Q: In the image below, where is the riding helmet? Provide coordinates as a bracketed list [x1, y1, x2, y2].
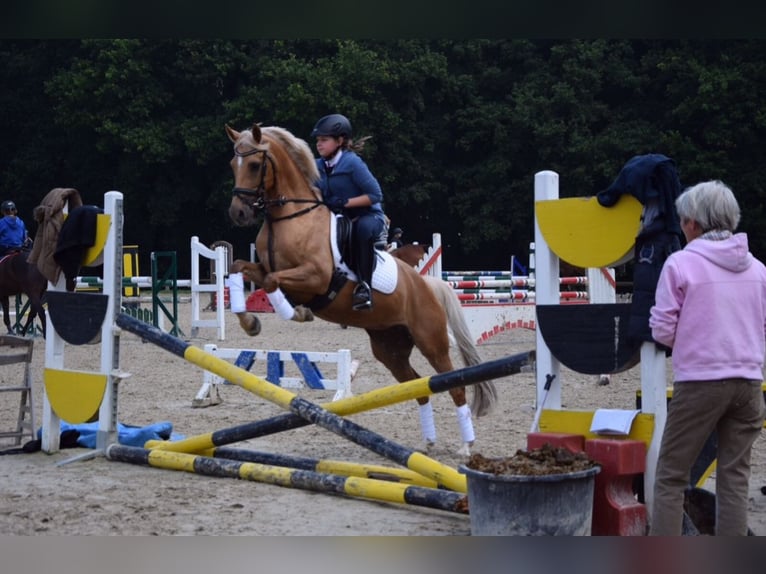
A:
[391, 228, 403, 235]
[1, 200, 16, 213]
[311, 114, 352, 139]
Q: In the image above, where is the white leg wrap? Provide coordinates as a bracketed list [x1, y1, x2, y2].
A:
[418, 402, 437, 443]
[456, 404, 475, 444]
[266, 288, 295, 320]
[227, 273, 247, 313]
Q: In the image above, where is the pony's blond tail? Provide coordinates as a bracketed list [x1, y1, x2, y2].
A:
[422, 275, 498, 417]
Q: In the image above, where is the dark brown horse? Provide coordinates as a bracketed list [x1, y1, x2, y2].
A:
[0, 249, 47, 337]
[225, 123, 497, 455]
[390, 243, 428, 268]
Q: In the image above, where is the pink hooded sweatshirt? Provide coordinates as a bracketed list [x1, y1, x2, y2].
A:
[650, 232, 766, 382]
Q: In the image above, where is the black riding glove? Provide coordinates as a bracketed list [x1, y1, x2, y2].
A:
[326, 197, 347, 214]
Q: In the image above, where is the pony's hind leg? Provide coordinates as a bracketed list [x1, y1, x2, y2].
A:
[409, 311, 476, 457]
[450, 388, 475, 457]
[366, 326, 438, 449]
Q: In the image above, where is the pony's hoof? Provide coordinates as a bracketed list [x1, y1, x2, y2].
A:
[235, 312, 262, 336]
[456, 443, 472, 457]
[598, 374, 611, 386]
[243, 316, 261, 336]
[293, 305, 314, 322]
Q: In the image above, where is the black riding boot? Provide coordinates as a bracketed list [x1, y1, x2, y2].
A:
[352, 236, 375, 311]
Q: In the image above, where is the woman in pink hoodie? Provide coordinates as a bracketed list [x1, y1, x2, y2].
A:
[649, 180, 766, 535]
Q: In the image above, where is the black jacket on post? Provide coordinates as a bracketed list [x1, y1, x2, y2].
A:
[597, 154, 684, 345]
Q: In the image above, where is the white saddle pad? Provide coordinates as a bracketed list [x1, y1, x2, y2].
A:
[330, 215, 398, 294]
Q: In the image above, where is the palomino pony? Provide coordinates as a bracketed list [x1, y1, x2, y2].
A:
[225, 123, 497, 455]
[0, 249, 47, 337]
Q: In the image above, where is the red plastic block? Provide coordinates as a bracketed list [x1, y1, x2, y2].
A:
[527, 432, 585, 454]
[246, 289, 274, 313]
[585, 439, 647, 536]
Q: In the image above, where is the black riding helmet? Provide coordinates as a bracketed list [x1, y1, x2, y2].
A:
[311, 114, 352, 139]
[1, 200, 16, 213]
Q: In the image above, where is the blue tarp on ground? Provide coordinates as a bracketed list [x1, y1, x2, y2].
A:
[37, 421, 185, 448]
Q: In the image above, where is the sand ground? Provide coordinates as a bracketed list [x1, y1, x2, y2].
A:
[1, 301, 764, 535]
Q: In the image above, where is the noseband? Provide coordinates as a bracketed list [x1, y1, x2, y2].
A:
[231, 145, 323, 223]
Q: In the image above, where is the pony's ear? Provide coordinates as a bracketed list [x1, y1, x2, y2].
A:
[251, 123, 262, 143]
[225, 124, 240, 143]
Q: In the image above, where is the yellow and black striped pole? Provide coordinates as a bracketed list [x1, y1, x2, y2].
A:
[106, 444, 467, 514]
[143, 344, 533, 458]
[117, 314, 535, 492]
[208, 447, 439, 488]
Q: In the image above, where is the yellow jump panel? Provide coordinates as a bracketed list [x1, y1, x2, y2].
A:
[535, 195, 643, 268]
[82, 213, 111, 267]
[44, 368, 107, 423]
[538, 409, 655, 447]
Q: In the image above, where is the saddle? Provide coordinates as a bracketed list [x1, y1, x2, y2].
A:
[292, 215, 394, 312]
[333, 215, 389, 267]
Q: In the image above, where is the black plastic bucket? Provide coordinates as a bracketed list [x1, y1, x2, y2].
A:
[459, 464, 600, 536]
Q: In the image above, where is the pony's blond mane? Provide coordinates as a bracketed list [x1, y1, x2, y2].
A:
[248, 126, 320, 185]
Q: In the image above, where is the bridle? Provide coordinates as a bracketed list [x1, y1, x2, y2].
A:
[231, 145, 324, 224]
[231, 141, 326, 272]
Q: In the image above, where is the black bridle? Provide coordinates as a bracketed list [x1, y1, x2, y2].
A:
[231, 146, 324, 224]
[231, 143, 326, 272]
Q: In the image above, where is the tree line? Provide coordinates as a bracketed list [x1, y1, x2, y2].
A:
[1, 39, 765, 275]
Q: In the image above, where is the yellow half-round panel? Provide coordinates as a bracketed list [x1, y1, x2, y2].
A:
[535, 195, 643, 268]
[44, 368, 107, 423]
[82, 213, 111, 267]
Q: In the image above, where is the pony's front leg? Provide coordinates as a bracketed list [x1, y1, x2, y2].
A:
[232, 264, 313, 324]
[228, 261, 264, 336]
[260, 278, 314, 323]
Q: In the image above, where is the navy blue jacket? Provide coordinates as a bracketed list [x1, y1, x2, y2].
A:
[315, 150, 385, 222]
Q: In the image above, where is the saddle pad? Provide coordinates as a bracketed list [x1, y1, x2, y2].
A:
[330, 215, 398, 294]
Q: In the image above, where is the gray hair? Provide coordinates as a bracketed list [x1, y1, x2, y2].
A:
[675, 180, 741, 232]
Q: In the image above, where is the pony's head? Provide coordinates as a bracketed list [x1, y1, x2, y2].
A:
[226, 123, 320, 227]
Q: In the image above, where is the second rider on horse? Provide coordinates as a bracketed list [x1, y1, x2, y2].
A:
[311, 113, 387, 311]
[0, 200, 30, 257]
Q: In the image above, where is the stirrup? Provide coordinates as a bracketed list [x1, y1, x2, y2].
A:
[352, 298, 372, 311]
[352, 283, 373, 311]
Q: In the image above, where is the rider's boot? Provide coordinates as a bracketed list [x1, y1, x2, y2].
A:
[352, 234, 375, 311]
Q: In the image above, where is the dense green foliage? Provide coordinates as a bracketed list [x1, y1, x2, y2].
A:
[2, 39, 765, 275]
